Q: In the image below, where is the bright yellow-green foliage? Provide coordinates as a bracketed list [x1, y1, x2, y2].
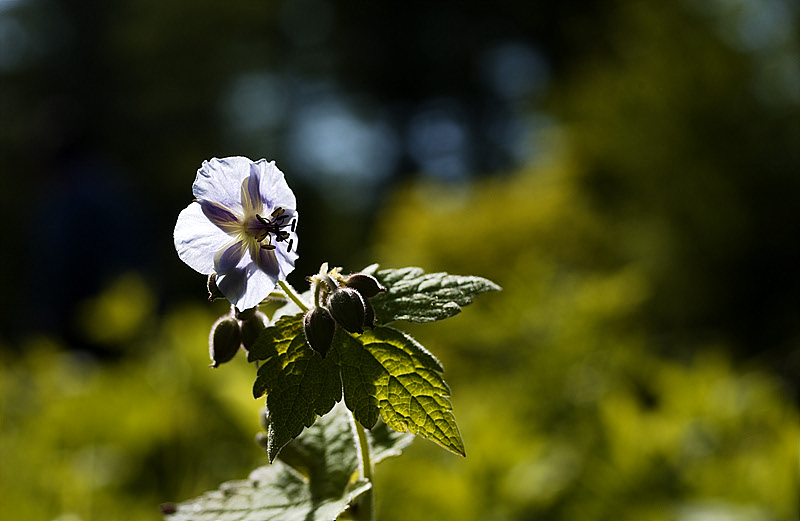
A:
[370, 162, 800, 520]
[0, 278, 264, 521]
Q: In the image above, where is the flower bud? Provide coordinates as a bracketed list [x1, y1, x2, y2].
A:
[303, 306, 336, 358]
[240, 311, 268, 351]
[327, 287, 367, 334]
[363, 299, 376, 329]
[209, 316, 241, 367]
[345, 273, 386, 299]
[235, 307, 257, 321]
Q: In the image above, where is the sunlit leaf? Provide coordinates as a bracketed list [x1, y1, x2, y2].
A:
[242, 269, 483, 460]
[363, 265, 501, 324]
[369, 416, 416, 464]
[338, 326, 465, 456]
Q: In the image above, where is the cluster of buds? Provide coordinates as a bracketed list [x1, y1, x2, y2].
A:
[208, 290, 269, 367]
[303, 264, 386, 358]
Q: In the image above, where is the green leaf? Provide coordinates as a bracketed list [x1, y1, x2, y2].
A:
[337, 325, 465, 456]
[249, 314, 342, 461]
[241, 268, 485, 460]
[164, 402, 370, 521]
[275, 401, 414, 495]
[275, 402, 361, 502]
[363, 265, 501, 324]
[368, 417, 415, 464]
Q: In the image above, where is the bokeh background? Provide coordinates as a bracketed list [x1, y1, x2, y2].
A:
[1, 0, 800, 519]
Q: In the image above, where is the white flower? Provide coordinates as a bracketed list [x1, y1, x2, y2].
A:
[174, 157, 299, 310]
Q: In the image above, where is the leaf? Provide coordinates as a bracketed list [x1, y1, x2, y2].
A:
[163, 402, 370, 521]
[249, 314, 342, 461]
[276, 401, 414, 493]
[364, 265, 501, 324]
[368, 417, 415, 464]
[240, 267, 486, 460]
[337, 325, 465, 456]
[275, 402, 359, 501]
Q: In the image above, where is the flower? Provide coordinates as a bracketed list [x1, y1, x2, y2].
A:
[174, 157, 299, 310]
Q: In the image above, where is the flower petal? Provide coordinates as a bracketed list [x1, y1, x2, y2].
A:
[274, 210, 299, 276]
[253, 160, 297, 210]
[216, 264, 277, 310]
[174, 202, 233, 274]
[276, 242, 299, 277]
[241, 168, 264, 216]
[215, 240, 248, 272]
[192, 157, 254, 212]
[200, 200, 241, 233]
[239, 265, 280, 309]
[250, 242, 281, 276]
[215, 267, 248, 307]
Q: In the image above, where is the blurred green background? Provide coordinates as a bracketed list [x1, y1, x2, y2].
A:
[1, 0, 799, 519]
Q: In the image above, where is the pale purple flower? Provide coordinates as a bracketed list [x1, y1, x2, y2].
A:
[174, 157, 299, 310]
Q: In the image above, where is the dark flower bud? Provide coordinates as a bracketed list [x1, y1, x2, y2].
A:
[327, 287, 367, 334]
[207, 273, 226, 301]
[209, 316, 241, 367]
[363, 299, 376, 329]
[303, 306, 336, 358]
[345, 273, 386, 299]
[235, 307, 257, 321]
[240, 311, 268, 351]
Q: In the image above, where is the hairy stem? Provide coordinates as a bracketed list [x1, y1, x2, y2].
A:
[277, 280, 309, 313]
[353, 417, 375, 521]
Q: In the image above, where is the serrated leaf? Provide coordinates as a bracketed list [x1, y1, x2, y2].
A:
[369, 417, 415, 464]
[337, 325, 465, 456]
[276, 402, 358, 501]
[365, 266, 501, 324]
[249, 314, 342, 461]
[164, 465, 368, 521]
[247, 313, 298, 364]
[276, 401, 414, 495]
[164, 402, 370, 521]
[278, 405, 413, 483]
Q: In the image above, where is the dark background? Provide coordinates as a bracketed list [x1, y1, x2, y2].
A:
[3, 0, 799, 372]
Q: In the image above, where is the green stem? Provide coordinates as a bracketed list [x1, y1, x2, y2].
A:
[353, 418, 375, 521]
[277, 280, 309, 313]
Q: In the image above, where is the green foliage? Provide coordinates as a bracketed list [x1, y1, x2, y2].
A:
[248, 267, 496, 460]
[363, 265, 501, 324]
[249, 314, 342, 462]
[0, 301, 264, 521]
[337, 326, 465, 456]
[164, 402, 412, 521]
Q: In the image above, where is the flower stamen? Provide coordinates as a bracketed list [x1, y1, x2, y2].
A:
[255, 207, 295, 251]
